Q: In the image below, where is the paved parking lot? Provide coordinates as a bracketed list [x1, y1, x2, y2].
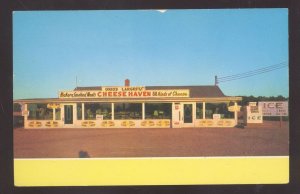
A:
[14, 121, 288, 158]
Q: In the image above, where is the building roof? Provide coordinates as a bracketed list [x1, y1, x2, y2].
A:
[74, 85, 226, 98]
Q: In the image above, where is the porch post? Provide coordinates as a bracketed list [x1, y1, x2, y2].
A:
[234, 102, 238, 125]
[111, 103, 114, 120]
[82, 103, 85, 120]
[142, 102, 145, 120]
[203, 102, 206, 119]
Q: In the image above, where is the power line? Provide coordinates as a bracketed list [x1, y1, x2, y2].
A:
[218, 62, 287, 81]
[216, 62, 288, 84]
[218, 65, 286, 82]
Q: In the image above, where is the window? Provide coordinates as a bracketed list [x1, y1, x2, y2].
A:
[13, 103, 22, 112]
[114, 103, 142, 120]
[196, 103, 203, 119]
[77, 103, 82, 120]
[84, 103, 112, 120]
[55, 108, 61, 120]
[205, 103, 234, 119]
[28, 103, 53, 120]
[145, 103, 172, 119]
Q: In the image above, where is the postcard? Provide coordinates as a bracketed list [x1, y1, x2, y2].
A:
[12, 9, 289, 186]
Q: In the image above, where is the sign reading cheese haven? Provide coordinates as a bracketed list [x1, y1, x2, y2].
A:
[59, 88, 189, 98]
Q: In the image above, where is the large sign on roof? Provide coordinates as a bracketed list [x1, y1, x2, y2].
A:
[258, 101, 288, 116]
[59, 87, 190, 98]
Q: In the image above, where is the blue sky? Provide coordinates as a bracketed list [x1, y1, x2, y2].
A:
[13, 9, 288, 99]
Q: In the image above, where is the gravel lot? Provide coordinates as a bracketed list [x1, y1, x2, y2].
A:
[14, 121, 288, 158]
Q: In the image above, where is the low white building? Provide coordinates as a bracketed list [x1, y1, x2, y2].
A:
[14, 80, 242, 129]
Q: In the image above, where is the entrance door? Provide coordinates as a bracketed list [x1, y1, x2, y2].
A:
[182, 103, 194, 127]
[64, 105, 73, 124]
[184, 104, 193, 123]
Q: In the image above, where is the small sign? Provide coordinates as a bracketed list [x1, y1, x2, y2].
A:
[96, 114, 104, 120]
[213, 114, 221, 119]
[228, 105, 241, 112]
[22, 110, 29, 116]
[246, 105, 263, 124]
[249, 102, 257, 107]
[47, 103, 60, 109]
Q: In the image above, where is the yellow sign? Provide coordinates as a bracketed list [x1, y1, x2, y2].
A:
[228, 105, 241, 112]
[59, 89, 189, 99]
[47, 103, 60, 109]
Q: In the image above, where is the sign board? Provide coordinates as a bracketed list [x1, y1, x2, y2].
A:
[228, 105, 241, 112]
[249, 102, 257, 107]
[213, 114, 221, 119]
[22, 110, 29, 116]
[59, 88, 189, 99]
[96, 115, 104, 120]
[47, 103, 60, 109]
[246, 105, 263, 123]
[258, 101, 288, 116]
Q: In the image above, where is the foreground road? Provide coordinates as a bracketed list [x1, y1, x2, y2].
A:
[14, 121, 288, 158]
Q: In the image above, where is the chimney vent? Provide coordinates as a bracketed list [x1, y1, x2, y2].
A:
[125, 79, 130, 87]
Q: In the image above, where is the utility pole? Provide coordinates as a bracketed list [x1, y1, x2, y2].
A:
[215, 75, 218, 86]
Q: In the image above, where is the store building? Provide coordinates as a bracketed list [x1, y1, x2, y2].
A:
[14, 80, 242, 129]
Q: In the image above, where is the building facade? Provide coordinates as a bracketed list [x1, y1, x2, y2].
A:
[14, 82, 242, 129]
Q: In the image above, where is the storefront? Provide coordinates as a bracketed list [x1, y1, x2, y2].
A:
[14, 82, 242, 129]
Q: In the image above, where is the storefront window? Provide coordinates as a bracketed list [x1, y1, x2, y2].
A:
[84, 103, 112, 120]
[77, 103, 82, 120]
[114, 103, 142, 120]
[205, 103, 234, 119]
[28, 103, 53, 120]
[196, 103, 203, 119]
[55, 108, 61, 120]
[13, 103, 22, 112]
[145, 103, 172, 119]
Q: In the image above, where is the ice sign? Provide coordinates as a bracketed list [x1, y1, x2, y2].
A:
[258, 101, 288, 116]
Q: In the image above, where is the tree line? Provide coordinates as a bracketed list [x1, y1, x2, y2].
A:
[239, 95, 289, 121]
[239, 95, 288, 106]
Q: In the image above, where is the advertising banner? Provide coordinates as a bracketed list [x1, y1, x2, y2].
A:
[59, 87, 190, 98]
[258, 101, 288, 116]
